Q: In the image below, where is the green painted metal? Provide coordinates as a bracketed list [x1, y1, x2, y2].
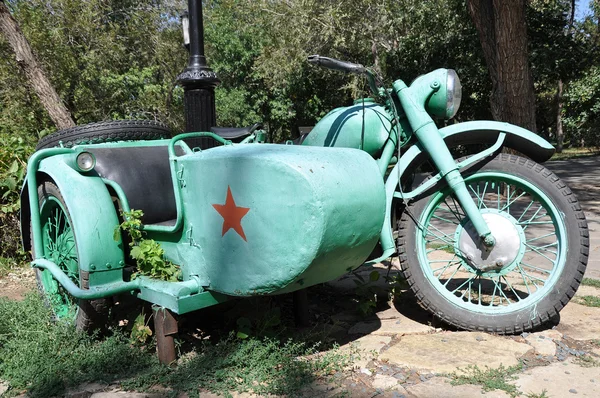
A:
[393, 75, 494, 246]
[22, 62, 567, 319]
[174, 143, 385, 295]
[136, 276, 225, 314]
[27, 149, 126, 287]
[302, 102, 398, 157]
[33, 259, 139, 299]
[37, 195, 79, 319]
[439, 121, 555, 152]
[416, 171, 566, 314]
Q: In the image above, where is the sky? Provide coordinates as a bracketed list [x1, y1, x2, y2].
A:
[576, 0, 595, 21]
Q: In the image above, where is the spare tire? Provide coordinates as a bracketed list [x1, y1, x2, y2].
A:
[36, 120, 172, 150]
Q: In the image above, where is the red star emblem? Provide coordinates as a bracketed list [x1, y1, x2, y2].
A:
[212, 186, 250, 241]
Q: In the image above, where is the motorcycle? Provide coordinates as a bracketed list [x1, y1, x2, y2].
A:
[302, 55, 589, 333]
[20, 55, 587, 336]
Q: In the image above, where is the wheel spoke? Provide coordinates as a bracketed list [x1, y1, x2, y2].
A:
[501, 276, 523, 301]
[500, 191, 527, 212]
[431, 214, 459, 225]
[469, 184, 488, 209]
[524, 243, 557, 263]
[526, 232, 556, 243]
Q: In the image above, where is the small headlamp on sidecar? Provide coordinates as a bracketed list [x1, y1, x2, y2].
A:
[410, 69, 462, 120]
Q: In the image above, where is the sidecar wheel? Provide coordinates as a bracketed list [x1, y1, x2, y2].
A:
[34, 181, 110, 332]
[36, 120, 171, 150]
[398, 154, 588, 334]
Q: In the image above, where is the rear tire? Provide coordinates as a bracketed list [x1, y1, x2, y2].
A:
[36, 120, 171, 150]
[398, 154, 588, 333]
[34, 181, 110, 332]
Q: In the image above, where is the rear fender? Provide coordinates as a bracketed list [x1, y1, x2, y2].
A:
[23, 153, 126, 286]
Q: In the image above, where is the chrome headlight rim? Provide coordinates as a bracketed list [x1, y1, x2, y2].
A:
[446, 69, 462, 119]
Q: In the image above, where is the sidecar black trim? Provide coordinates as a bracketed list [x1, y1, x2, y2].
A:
[210, 123, 263, 140]
[89, 146, 184, 225]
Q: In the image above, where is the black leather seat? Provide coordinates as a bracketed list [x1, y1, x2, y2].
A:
[188, 123, 263, 150]
[89, 146, 183, 225]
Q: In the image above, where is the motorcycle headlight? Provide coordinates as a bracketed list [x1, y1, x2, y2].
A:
[445, 69, 462, 119]
[421, 69, 462, 120]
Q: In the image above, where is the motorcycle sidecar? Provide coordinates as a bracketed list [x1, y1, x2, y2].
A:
[22, 133, 386, 315]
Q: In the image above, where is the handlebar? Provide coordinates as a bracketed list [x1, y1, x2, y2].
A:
[307, 55, 366, 75]
[308, 54, 381, 98]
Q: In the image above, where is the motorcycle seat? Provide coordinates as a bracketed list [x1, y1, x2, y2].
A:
[210, 123, 263, 140]
[89, 145, 184, 226]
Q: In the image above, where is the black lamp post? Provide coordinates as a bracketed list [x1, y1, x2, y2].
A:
[178, 0, 219, 149]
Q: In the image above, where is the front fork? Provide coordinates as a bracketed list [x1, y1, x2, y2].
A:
[414, 124, 496, 247]
[393, 80, 495, 248]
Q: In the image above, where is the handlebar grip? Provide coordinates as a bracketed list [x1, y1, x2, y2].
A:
[307, 55, 366, 75]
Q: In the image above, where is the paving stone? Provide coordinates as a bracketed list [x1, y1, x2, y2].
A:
[405, 376, 510, 398]
[375, 307, 402, 320]
[348, 318, 434, 336]
[525, 332, 558, 356]
[65, 382, 110, 398]
[556, 302, 600, 340]
[341, 334, 392, 368]
[371, 374, 399, 390]
[574, 285, 600, 297]
[515, 359, 600, 397]
[380, 332, 531, 373]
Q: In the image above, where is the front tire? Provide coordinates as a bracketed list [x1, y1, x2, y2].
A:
[398, 154, 588, 333]
[34, 181, 109, 332]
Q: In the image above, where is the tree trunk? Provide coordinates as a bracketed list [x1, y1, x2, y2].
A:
[0, 2, 75, 130]
[467, 0, 537, 132]
[555, 79, 564, 153]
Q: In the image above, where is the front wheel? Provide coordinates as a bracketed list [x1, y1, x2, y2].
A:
[398, 154, 588, 333]
[34, 181, 110, 332]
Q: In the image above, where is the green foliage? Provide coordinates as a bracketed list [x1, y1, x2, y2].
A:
[116, 209, 180, 282]
[0, 133, 34, 259]
[574, 354, 600, 367]
[130, 311, 153, 346]
[525, 390, 549, 398]
[0, 134, 34, 213]
[131, 239, 180, 282]
[576, 295, 600, 307]
[115, 209, 144, 244]
[122, 336, 351, 396]
[0, 294, 157, 398]
[450, 364, 523, 397]
[351, 269, 408, 316]
[0, 294, 349, 397]
[235, 307, 283, 340]
[581, 278, 600, 289]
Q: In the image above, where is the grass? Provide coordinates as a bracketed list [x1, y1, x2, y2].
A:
[574, 355, 600, 368]
[581, 278, 600, 289]
[525, 390, 549, 398]
[550, 147, 600, 161]
[449, 364, 523, 397]
[575, 295, 600, 307]
[0, 294, 351, 397]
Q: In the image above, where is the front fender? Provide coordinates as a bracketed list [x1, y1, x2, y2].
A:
[23, 151, 126, 286]
[439, 121, 555, 162]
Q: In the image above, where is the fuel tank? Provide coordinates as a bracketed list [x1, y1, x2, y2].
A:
[302, 99, 395, 157]
[174, 144, 385, 296]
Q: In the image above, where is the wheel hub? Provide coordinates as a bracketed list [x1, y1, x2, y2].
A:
[455, 210, 525, 276]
